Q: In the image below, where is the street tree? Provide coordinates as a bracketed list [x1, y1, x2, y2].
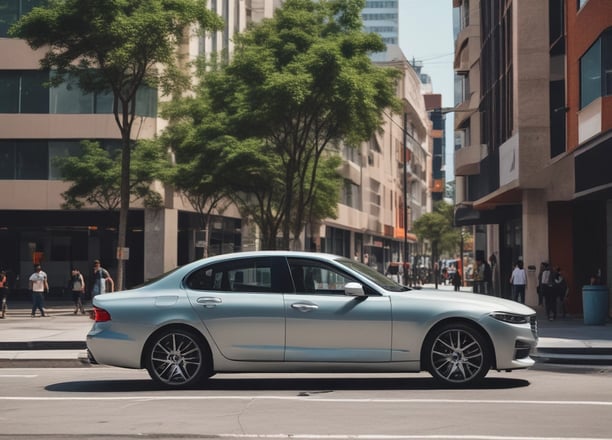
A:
[199, 0, 401, 249]
[56, 140, 166, 211]
[10, 0, 222, 289]
[413, 201, 461, 287]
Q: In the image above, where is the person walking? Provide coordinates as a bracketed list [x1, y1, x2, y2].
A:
[554, 267, 569, 318]
[509, 260, 527, 304]
[540, 263, 556, 320]
[29, 264, 48, 317]
[0, 270, 8, 319]
[91, 260, 114, 299]
[452, 267, 462, 292]
[69, 267, 86, 314]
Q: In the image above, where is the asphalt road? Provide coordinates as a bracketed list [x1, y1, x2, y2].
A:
[1, 366, 612, 439]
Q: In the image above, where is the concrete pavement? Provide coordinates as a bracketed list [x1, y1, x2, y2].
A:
[0, 286, 611, 368]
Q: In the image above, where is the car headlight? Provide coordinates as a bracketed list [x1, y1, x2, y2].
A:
[489, 312, 529, 324]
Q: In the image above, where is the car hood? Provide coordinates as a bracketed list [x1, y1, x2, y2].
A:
[396, 289, 536, 315]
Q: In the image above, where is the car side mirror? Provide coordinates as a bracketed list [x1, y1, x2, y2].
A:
[344, 282, 366, 297]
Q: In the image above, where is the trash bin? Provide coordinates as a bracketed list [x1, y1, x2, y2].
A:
[582, 285, 609, 325]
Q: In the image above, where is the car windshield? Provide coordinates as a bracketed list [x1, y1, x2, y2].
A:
[335, 257, 410, 292]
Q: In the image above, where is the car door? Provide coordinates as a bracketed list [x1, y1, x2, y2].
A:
[284, 258, 392, 362]
[185, 256, 287, 361]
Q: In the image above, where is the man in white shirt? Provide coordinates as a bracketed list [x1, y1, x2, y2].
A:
[510, 260, 527, 303]
[29, 264, 48, 317]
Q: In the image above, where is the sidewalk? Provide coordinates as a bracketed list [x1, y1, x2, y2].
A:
[1, 289, 611, 368]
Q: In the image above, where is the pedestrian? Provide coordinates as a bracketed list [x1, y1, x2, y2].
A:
[452, 268, 462, 292]
[0, 270, 8, 319]
[475, 256, 492, 295]
[554, 267, 569, 318]
[69, 267, 86, 315]
[540, 263, 556, 320]
[536, 262, 546, 306]
[91, 259, 114, 298]
[29, 264, 48, 317]
[509, 260, 527, 303]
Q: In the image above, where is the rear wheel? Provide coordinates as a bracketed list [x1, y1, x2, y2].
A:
[145, 328, 210, 388]
[424, 323, 490, 386]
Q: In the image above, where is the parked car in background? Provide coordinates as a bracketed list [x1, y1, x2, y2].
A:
[87, 251, 538, 389]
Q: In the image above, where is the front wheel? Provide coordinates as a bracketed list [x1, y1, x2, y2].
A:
[144, 328, 210, 388]
[424, 323, 490, 386]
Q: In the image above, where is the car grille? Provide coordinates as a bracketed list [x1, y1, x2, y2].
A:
[530, 315, 538, 338]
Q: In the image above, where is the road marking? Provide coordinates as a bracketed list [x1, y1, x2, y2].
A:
[210, 436, 611, 440]
[0, 396, 611, 406]
[0, 374, 37, 378]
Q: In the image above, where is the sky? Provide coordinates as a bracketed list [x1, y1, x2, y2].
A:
[397, 0, 456, 181]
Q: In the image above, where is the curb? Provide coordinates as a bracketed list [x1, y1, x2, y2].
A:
[0, 341, 86, 350]
[534, 347, 612, 365]
[0, 350, 91, 368]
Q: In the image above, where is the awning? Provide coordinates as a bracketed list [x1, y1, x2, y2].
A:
[454, 204, 520, 227]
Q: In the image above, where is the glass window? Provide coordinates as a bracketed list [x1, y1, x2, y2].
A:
[48, 140, 81, 179]
[604, 32, 612, 97]
[0, 0, 20, 37]
[94, 90, 114, 114]
[50, 74, 93, 114]
[20, 70, 49, 113]
[0, 0, 45, 37]
[0, 141, 16, 179]
[135, 86, 158, 117]
[580, 39, 601, 108]
[0, 71, 19, 113]
[16, 140, 48, 179]
[186, 258, 281, 293]
[288, 259, 357, 295]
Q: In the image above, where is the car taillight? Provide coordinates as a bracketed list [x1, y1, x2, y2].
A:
[92, 307, 111, 322]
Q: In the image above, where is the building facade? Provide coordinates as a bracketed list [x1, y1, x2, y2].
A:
[319, 45, 432, 274]
[452, 0, 611, 313]
[0, 0, 433, 293]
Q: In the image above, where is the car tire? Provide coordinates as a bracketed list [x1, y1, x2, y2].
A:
[144, 327, 211, 388]
[424, 322, 490, 386]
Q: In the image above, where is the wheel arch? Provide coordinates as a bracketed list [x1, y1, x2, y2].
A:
[419, 317, 497, 371]
[140, 323, 214, 373]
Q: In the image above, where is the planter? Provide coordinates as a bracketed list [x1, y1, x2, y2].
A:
[582, 285, 609, 325]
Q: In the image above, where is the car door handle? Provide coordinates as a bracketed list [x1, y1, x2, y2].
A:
[197, 297, 222, 308]
[291, 303, 319, 312]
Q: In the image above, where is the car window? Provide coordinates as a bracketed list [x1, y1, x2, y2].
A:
[287, 259, 357, 295]
[185, 257, 284, 293]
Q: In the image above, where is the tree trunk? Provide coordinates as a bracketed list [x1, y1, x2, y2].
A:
[116, 128, 131, 291]
[114, 97, 134, 291]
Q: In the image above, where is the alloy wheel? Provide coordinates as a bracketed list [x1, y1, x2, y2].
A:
[428, 325, 488, 385]
[147, 329, 204, 387]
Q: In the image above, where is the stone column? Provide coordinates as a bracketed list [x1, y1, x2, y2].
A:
[144, 208, 178, 281]
[522, 190, 549, 307]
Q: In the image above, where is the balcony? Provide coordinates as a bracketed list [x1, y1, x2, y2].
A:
[454, 23, 479, 73]
[454, 143, 485, 176]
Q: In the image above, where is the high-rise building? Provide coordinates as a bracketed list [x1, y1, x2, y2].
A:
[362, 0, 398, 45]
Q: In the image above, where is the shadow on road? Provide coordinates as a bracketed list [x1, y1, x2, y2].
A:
[46, 376, 530, 393]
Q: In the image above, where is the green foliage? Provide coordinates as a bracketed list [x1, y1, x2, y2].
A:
[413, 201, 461, 258]
[55, 140, 167, 210]
[175, 0, 401, 249]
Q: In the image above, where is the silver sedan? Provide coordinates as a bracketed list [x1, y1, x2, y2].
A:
[87, 251, 538, 388]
